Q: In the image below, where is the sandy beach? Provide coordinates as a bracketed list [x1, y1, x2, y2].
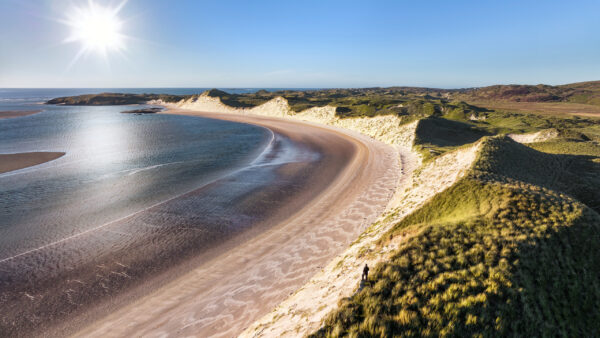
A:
[0, 152, 65, 174]
[75, 108, 400, 337]
[0, 110, 41, 119]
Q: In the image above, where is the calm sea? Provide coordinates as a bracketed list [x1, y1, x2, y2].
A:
[0, 88, 319, 335]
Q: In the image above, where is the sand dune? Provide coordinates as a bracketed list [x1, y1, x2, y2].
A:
[242, 142, 480, 337]
[76, 109, 401, 337]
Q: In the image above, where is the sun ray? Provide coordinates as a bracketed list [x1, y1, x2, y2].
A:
[61, 0, 129, 67]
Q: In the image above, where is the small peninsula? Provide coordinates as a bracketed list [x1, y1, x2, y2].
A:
[46, 93, 184, 105]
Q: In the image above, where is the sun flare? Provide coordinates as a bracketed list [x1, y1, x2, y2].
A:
[64, 1, 127, 61]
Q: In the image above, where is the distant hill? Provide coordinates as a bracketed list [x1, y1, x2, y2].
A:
[457, 81, 600, 105]
[46, 93, 185, 105]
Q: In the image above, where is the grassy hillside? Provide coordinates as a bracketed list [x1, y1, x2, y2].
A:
[46, 93, 185, 105]
[231, 81, 598, 117]
[200, 82, 600, 118]
[311, 137, 600, 336]
[198, 87, 599, 164]
[454, 81, 600, 117]
[456, 81, 600, 106]
[202, 87, 451, 118]
[412, 117, 491, 160]
[406, 106, 597, 161]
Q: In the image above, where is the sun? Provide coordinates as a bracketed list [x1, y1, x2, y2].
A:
[63, 1, 127, 61]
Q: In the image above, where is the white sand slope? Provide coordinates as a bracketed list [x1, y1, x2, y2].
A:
[508, 128, 559, 144]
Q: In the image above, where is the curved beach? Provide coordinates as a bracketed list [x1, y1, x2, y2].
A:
[76, 109, 401, 337]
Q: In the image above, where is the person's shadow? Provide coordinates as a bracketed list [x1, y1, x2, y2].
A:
[358, 278, 373, 291]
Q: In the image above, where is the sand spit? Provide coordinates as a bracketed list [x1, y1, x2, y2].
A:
[0, 152, 65, 174]
[76, 110, 401, 337]
[0, 110, 41, 119]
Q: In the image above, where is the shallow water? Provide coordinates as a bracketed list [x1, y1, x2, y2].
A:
[0, 90, 320, 336]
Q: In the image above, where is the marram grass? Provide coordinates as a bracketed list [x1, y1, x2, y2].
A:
[311, 137, 600, 337]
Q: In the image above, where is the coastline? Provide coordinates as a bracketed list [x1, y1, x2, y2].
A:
[0, 152, 65, 174]
[76, 108, 401, 337]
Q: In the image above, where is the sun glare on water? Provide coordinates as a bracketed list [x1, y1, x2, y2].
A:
[63, 0, 128, 63]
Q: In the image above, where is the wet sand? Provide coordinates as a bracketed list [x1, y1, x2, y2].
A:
[0, 152, 65, 174]
[76, 109, 400, 337]
[0, 110, 41, 119]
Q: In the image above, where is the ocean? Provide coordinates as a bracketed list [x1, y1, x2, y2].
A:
[0, 88, 319, 335]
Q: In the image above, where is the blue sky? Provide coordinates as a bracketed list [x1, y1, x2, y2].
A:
[1, 0, 599, 88]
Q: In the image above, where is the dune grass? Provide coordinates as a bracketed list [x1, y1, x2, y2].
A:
[311, 137, 600, 337]
[412, 117, 492, 160]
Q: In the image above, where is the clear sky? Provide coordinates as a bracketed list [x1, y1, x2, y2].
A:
[1, 0, 599, 88]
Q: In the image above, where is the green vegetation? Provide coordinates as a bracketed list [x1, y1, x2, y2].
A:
[48, 86, 600, 166]
[198, 87, 599, 158]
[413, 117, 491, 160]
[526, 126, 600, 157]
[45, 84, 600, 336]
[455, 81, 600, 106]
[46, 92, 186, 105]
[475, 111, 597, 134]
[203, 87, 448, 118]
[47, 86, 600, 172]
[199, 81, 600, 119]
[312, 137, 600, 337]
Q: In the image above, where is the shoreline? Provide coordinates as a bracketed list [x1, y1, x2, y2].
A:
[0, 152, 65, 174]
[76, 108, 401, 337]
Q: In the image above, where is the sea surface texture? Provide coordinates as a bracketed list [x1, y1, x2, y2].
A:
[0, 89, 318, 335]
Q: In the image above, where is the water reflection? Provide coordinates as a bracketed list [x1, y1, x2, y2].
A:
[0, 105, 325, 336]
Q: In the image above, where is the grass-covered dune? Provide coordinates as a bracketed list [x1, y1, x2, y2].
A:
[198, 87, 480, 120]
[311, 136, 600, 337]
[192, 81, 600, 119]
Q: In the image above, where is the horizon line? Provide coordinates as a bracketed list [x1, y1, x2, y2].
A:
[2, 79, 599, 91]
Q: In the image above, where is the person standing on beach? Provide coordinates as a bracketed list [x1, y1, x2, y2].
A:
[362, 264, 369, 280]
